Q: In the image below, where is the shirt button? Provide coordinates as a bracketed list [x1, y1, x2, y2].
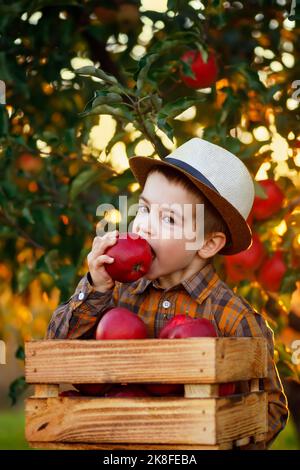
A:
[78, 292, 85, 301]
[162, 300, 171, 309]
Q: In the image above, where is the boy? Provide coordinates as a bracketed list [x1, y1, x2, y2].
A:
[46, 137, 288, 449]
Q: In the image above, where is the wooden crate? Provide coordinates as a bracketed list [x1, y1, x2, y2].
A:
[25, 337, 268, 450]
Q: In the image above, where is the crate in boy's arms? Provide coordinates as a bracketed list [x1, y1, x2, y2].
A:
[25, 337, 268, 450]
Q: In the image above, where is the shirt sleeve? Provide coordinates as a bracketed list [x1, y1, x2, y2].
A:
[231, 311, 289, 448]
[45, 272, 121, 339]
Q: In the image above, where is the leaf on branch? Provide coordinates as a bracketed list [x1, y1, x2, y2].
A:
[74, 66, 118, 85]
[79, 104, 133, 121]
[157, 117, 174, 142]
[253, 180, 268, 199]
[70, 168, 102, 201]
[92, 91, 123, 107]
[135, 53, 159, 93]
[158, 96, 204, 120]
[15, 346, 25, 361]
[9, 376, 28, 406]
[17, 265, 34, 293]
[180, 59, 196, 79]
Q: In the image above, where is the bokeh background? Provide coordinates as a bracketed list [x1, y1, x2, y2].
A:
[0, 0, 300, 449]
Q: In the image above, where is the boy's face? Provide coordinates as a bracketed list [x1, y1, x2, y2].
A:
[132, 171, 207, 288]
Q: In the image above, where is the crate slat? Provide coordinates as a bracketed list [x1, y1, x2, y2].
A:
[25, 392, 267, 446]
[28, 442, 231, 450]
[25, 338, 267, 384]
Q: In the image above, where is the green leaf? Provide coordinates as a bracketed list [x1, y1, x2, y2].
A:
[9, 376, 28, 406]
[136, 53, 159, 93]
[22, 207, 35, 224]
[253, 180, 268, 199]
[281, 270, 299, 294]
[150, 94, 163, 112]
[92, 92, 123, 107]
[159, 97, 204, 120]
[69, 168, 102, 201]
[15, 346, 25, 361]
[196, 43, 208, 63]
[79, 104, 133, 121]
[75, 66, 118, 85]
[157, 117, 174, 141]
[17, 265, 34, 293]
[224, 136, 241, 154]
[180, 59, 196, 79]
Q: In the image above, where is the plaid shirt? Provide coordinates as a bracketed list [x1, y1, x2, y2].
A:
[46, 262, 289, 448]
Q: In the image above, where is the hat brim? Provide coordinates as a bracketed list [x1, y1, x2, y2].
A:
[128, 156, 252, 255]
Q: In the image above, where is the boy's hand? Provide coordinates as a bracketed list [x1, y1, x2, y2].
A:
[87, 230, 118, 293]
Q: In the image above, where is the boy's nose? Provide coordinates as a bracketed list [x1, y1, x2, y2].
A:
[135, 219, 153, 239]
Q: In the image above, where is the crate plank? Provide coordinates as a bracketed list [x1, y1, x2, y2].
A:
[216, 393, 267, 446]
[25, 393, 266, 446]
[28, 442, 230, 450]
[25, 338, 267, 384]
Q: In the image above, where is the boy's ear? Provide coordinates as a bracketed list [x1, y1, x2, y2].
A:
[197, 232, 227, 259]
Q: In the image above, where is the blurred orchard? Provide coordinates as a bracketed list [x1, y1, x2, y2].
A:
[0, 0, 300, 448]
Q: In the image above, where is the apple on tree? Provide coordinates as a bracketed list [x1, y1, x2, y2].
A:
[180, 50, 218, 89]
[252, 179, 284, 220]
[224, 232, 265, 282]
[257, 250, 287, 292]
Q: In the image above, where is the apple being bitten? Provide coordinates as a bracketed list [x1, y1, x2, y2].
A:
[104, 232, 153, 283]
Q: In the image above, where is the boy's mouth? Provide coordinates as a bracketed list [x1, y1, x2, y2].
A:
[150, 247, 156, 260]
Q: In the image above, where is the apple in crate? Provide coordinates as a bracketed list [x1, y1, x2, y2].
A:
[73, 308, 148, 395]
[156, 315, 236, 397]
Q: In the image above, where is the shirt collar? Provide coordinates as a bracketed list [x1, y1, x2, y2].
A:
[130, 262, 219, 305]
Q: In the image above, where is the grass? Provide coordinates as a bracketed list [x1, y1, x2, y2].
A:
[0, 408, 30, 450]
[0, 408, 299, 450]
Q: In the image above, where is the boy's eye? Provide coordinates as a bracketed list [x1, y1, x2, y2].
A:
[137, 204, 148, 213]
[163, 215, 175, 225]
[137, 204, 175, 225]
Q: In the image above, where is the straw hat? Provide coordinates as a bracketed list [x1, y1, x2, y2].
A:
[128, 137, 255, 255]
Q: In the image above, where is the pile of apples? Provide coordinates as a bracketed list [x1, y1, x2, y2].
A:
[60, 308, 235, 398]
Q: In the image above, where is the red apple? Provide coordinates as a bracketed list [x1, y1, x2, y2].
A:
[73, 383, 112, 396]
[158, 314, 193, 339]
[95, 307, 148, 340]
[257, 250, 287, 292]
[252, 180, 284, 220]
[105, 384, 150, 397]
[17, 153, 43, 173]
[180, 50, 218, 89]
[59, 390, 81, 397]
[224, 232, 265, 282]
[163, 318, 218, 339]
[144, 383, 184, 396]
[105, 232, 153, 283]
[219, 383, 236, 397]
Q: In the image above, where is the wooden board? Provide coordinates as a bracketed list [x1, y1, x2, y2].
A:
[25, 338, 268, 384]
[25, 392, 267, 447]
[28, 442, 228, 450]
